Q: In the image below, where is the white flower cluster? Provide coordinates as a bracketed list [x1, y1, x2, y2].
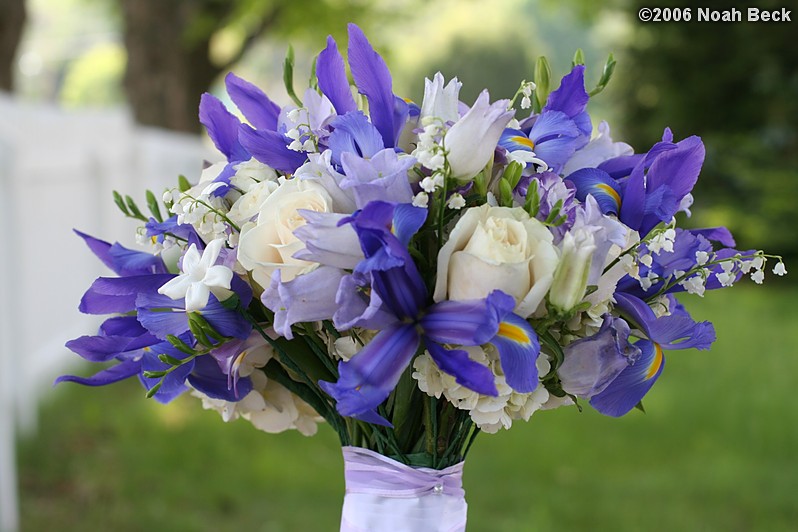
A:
[192, 341, 321, 436]
[412, 345, 553, 433]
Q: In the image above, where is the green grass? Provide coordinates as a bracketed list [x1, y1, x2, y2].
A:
[18, 284, 798, 531]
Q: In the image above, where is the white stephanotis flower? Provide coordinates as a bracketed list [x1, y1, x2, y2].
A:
[158, 238, 233, 311]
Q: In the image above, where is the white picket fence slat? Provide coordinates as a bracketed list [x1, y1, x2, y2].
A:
[0, 94, 215, 532]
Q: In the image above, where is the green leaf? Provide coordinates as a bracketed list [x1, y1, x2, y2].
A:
[534, 56, 552, 113]
[524, 179, 540, 217]
[145, 190, 163, 223]
[142, 370, 168, 379]
[188, 312, 226, 344]
[499, 178, 513, 207]
[166, 335, 195, 355]
[273, 335, 334, 383]
[309, 55, 319, 90]
[178, 175, 192, 192]
[219, 294, 240, 311]
[634, 401, 646, 414]
[283, 45, 303, 107]
[145, 381, 163, 398]
[391, 364, 424, 451]
[112, 190, 130, 216]
[124, 195, 147, 221]
[388, 452, 434, 468]
[539, 330, 565, 370]
[157, 353, 184, 366]
[544, 199, 564, 224]
[187, 314, 213, 348]
[589, 53, 617, 97]
[262, 361, 338, 428]
[503, 161, 524, 190]
[572, 48, 586, 67]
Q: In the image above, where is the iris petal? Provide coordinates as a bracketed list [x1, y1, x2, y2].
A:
[225, 72, 281, 131]
[347, 23, 404, 147]
[199, 93, 249, 162]
[425, 340, 498, 396]
[55, 358, 141, 387]
[566, 167, 622, 215]
[590, 340, 664, 417]
[317, 35, 357, 115]
[490, 313, 541, 393]
[238, 123, 306, 174]
[319, 323, 420, 425]
[422, 291, 514, 347]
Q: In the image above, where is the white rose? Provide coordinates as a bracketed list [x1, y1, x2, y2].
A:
[227, 180, 279, 225]
[237, 178, 333, 287]
[230, 158, 278, 192]
[433, 205, 559, 318]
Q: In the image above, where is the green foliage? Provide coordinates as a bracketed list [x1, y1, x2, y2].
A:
[533, 56, 552, 113]
[283, 44, 303, 107]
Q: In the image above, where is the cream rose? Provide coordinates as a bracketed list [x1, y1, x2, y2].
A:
[433, 205, 559, 318]
[237, 178, 333, 287]
[227, 180, 279, 226]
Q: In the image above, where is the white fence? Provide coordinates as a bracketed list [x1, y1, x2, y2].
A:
[0, 94, 214, 532]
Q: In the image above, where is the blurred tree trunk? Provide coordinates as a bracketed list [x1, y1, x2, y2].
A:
[0, 0, 26, 92]
[119, 0, 276, 134]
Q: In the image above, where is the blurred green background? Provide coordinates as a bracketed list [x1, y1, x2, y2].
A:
[5, 0, 797, 530]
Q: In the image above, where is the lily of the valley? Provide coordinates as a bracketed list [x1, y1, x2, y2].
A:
[159, 238, 233, 311]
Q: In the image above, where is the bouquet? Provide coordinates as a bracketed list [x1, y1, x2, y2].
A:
[60, 23, 785, 531]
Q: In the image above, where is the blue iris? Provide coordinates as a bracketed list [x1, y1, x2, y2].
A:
[319, 201, 542, 426]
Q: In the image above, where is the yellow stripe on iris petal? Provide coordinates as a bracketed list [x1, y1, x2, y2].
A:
[596, 183, 622, 208]
[511, 136, 535, 150]
[498, 321, 530, 344]
[646, 343, 664, 380]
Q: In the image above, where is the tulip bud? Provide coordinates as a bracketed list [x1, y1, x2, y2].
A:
[445, 91, 514, 181]
[549, 228, 596, 313]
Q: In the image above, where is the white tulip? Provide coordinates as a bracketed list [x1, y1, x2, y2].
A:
[420, 72, 462, 125]
[444, 90, 514, 181]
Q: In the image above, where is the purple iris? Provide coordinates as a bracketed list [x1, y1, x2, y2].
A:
[205, 72, 306, 178]
[318, 201, 542, 426]
[568, 129, 707, 237]
[59, 231, 253, 403]
[237, 23, 410, 178]
[589, 292, 716, 417]
[499, 65, 592, 174]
